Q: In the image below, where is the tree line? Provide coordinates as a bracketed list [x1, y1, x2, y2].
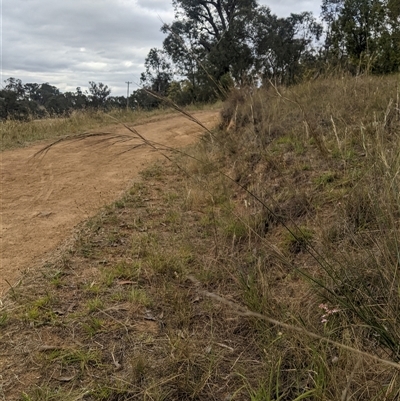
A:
[0, 79, 124, 120]
[142, 0, 399, 102]
[2, 0, 399, 120]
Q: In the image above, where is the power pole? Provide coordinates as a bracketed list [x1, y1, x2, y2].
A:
[125, 81, 132, 110]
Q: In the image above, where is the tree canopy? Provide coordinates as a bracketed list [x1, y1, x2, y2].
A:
[158, 0, 323, 99]
[321, 0, 400, 73]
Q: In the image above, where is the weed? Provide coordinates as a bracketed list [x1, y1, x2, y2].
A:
[314, 172, 336, 188]
[82, 317, 104, 337]
[86, 297, 104, 313]
[114, 199, 126, 209]
[23, 295, 57, 325]
[131, 232, 158, 259]
[102, 261, 141, 286]
[140, 162, 163, 179]
[163, 191, 180, 205]
[88, 385, 132, 400]
[284, 226, 313, 254]
[127, 288, 152, 307]
[131, 354, 148, 383]
[0, 312, 8, 326]
[146, 251, 186, 277]
[163, 210, 182, 227]
[43, 348, 101, 371]
[49, 272, 65, 288]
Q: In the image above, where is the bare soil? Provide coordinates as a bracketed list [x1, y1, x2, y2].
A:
[0, 111, 219, 298]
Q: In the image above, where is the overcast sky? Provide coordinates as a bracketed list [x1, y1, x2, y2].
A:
[1, 0, 322, 96]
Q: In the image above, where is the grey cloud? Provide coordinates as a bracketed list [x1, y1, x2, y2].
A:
[136, 0, 173, 11]
[3, 0, 321, 96]
[2, 0, 173, 94]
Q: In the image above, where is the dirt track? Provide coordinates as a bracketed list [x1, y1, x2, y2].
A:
[0, 110, 219, 298]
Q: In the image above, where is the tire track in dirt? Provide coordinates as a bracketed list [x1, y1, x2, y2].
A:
[0, 110, 219, 297]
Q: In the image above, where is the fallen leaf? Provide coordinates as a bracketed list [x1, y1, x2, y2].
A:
[39, 345, 64, 351]
[55, 375, 75, 382]
[144, 310, 156, 321]
[216, 343, 234, 352]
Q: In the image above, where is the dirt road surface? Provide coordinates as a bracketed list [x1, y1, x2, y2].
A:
[0, 110, 219, 298]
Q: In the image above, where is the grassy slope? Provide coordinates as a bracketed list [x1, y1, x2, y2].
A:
[1, 75, 400, 400]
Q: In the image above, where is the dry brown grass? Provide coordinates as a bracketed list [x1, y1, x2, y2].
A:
[1, 102, 221, 152]
[1, 75, 400, 400]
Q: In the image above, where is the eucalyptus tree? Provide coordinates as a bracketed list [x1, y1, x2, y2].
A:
[4, 78, 25, 99]
[163, 0, 258, 84]
[321, 0, 399, 73]
[253, 8, 322, 84]
[140, 48, 173, 96]
[161, 20, 202, 97]
[161, 0, 323, 92]
[88, 81, 111, 108]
